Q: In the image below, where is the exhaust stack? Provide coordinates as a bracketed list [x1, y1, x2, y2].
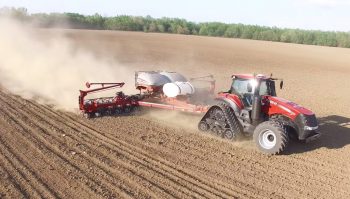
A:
[251, 78, 262, 126]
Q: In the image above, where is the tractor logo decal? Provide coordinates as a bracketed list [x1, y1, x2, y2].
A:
[278, 104, 296, 115]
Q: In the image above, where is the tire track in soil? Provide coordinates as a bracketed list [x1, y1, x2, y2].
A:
[30, 116, 201, 199]
[14, 95, 258, 199]
[97, 118, 278, 198]
[92, 113, 350, 198]
[89, 118, 279, 198]
[0, 120, 27, 199]
[57, 118, 235, 198]
[10, 91, 348, 199]
[0, 120, 58, 199]
[0, 118, 101, 199]
[156, 133, 350, 197]
[0, 137, 60, 198]
[0, 112, 107, 199]
[1, 89, 349, 198]
[0, 93, 191, 199]
[90, 117, 348, 198]
[0, 147, 27, 199]
[0, 141, 43, 198]
[0, 92, 215, 199]
[2, 29, 350, 199]
[3, 92, 243, 199]
[2, 99, 189, 197]
[54, 113, 247, 198]
[0, 95, 134, 199]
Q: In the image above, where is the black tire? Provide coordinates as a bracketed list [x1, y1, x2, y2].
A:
[224, 129, 234, 139]
[115, 108, 122, 115]
[198, 121, 209, 132]
[124, 107, 131, 113]
[95, 112, 102, 117]
[83, 113, 92, 119]
[131, 106, 142, 116]
[253, 121, 289, 155]
[106, 109, 113, 116]
[270, 115, 298, 141]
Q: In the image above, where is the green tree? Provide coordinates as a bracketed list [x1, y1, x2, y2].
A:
[199, 24, 209, 35]
[0, 7, 28, 20]
[148, 22, 158, 32]
[86, 14, 104, 29]
[2, 7, 350, 48]
[224, 25, 241, 38]
[241, 26, 255, 39]
[259, 30, 279, 41]
[280, 30, 295, 43]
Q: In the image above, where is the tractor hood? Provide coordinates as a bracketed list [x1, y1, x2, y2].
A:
[267, 96, 319, 141]
[267, 96, 314, 117]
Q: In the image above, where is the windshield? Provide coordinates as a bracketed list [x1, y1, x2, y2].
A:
[230, 79, 270, 96]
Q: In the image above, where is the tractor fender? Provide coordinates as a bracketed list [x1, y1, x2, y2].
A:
[198, 100, 243, 136]
[214, 98, 241, 116]
[199, 97, 241, 124]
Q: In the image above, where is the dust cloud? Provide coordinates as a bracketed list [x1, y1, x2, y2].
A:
[143, 109, 200, 130]
[0, 17, 135, 111]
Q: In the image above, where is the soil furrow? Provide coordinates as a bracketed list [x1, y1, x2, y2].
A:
[0, 136, 62, 198]
[98, 116, 350, 196]
[30, 93, 336, 199]
[0, 101, 132, 199]
[4, 91, 348, 199]
[0, 153, 29, 199]
[20, 94, 241, 198]
[62, 113, 248, 198]
[89, 116, 339, 198]
[0, 138, 47, 198]
[19, 106, 190, 198]
[2, 29, 350, 199]
[0, 115, 104, 199]
[16, 94, 226, 199]
[0, 93, 182, 197]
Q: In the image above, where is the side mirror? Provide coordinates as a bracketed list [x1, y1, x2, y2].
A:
[280, 80, 284, 89]
[247, 83, 253, 92]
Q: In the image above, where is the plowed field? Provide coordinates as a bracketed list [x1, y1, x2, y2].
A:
[1, 29, 350, 198]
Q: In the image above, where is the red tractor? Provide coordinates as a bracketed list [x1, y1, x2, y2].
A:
[198, 74, 320, 154]
[79, 72, 320, 155]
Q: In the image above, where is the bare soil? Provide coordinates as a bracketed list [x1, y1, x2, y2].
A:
[1, 29, 350, 198]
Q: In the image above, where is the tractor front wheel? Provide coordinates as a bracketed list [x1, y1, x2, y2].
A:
[253, 121, 289, 155]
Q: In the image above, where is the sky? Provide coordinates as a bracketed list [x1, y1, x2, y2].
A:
[1, 0, 350, 31]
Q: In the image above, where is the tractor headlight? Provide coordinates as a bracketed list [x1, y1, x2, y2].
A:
[304, 126, 319, 131]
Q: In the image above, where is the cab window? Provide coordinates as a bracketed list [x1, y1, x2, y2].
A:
[231, 79, 251, 95]
[230, 79, 273, 96]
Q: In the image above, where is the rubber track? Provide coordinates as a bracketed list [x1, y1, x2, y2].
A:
[217, 102, 242, 138]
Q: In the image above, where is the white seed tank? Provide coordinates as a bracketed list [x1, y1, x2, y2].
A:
[136, 71, 171, 86]
[163, 82, 195, 98]
[159, 72, 187, 82]
[136, 71, 195, 97]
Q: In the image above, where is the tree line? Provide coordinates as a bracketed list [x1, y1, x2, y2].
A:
[2, 7, 350, 48]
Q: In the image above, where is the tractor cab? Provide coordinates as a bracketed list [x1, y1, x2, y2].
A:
[229, 74, 279, 108]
